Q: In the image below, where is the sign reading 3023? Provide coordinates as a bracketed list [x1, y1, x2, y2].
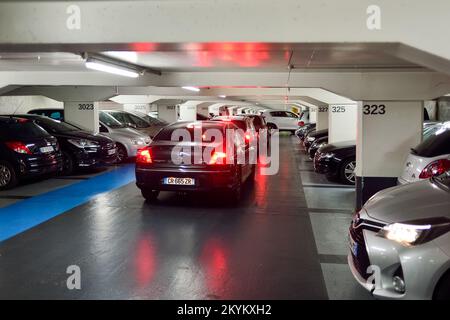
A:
[78, 103, 95, 111]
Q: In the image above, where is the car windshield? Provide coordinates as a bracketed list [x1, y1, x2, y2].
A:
[99, 112, 126, 128]
[35, 117, 79, 133]
[413, 126, 450, 157]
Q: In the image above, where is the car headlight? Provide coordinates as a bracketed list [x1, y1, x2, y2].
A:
[68, 139, 99, 148]
[131, 138, 148, 146]
[379, 218, 450, 246]
[320, 152, 334, 159]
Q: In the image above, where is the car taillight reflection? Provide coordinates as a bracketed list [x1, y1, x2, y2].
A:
[136, 148, 152, 164]
[419, 159, 450, 179]
[135, 237, 156, 287]
[5, 141, 32, 154]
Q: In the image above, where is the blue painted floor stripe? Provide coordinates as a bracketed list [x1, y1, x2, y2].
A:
[0, 164, 136, 242]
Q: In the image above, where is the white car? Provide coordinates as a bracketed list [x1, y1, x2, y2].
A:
[398, 124, 450, 184]
[260, 110, 300, 132]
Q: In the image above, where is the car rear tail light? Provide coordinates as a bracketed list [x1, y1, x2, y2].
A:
[298, 121, 305, 127]
[419, 159, 450, 179]
[136, 148, 152, 164]
[209, 151, 227, 165]
[5, 141, 32, 154]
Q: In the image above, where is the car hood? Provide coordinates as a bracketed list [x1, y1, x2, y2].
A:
[134, 125, 165, 138]
[109, 127, 151, 139]
[54, 130, 113, 144]
[364, 179, 450, 224]
[320, 140, 356, 153]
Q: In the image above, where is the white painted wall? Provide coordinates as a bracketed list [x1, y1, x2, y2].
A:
[309, 107, 317, 124]
[178, 103, 197, 121]
[356, 101, 424, 177]
[0, 95, 62, 114]
[316, 105, 329, 131]
[197, 104, 210, 118]
[328, 104, 357, 144]
[158, 105, 178, 123]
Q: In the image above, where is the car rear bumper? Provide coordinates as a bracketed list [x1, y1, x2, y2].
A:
[17, 153, 63, 176]
[136, 165, 238, 192]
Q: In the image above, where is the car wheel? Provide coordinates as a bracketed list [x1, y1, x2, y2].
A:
[141, 189, 160, 202]
[0, 161, 17, 190]
[434, 270, 450, 300]
[116, 144, 128, 163]
[339, 158, 356, 185]
[62, 151, 75, 175]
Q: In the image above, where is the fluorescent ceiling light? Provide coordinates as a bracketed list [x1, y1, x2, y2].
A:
[182, 86, 200, 92]
[85, 60, 139, 78]
[218, 95, 226, 98]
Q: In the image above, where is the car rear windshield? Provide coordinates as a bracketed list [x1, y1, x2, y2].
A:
[413, 128, 450, 157]
[35, 117, 80, 133]
[0, 120, 50, 139]
[154, 123, 227, 141]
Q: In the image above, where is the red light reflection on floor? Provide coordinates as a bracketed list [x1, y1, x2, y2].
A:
[200, 238, 228, 293]
[135, 237, 156, 287]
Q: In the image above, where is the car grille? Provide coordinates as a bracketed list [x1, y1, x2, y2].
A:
[349, 219, 384, 280]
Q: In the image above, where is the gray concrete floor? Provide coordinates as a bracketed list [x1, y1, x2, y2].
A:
[0, 136, 373, 300]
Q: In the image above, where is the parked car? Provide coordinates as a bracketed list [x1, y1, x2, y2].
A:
[298, 110, 310, 127]
[135, 121, 256, 204]
[14, 114, 117, 174]
[28, 109, 152, 163]
[348, 171, 450, 299]
[295, 123, 316, 141]
[303, 129, 328, 150]
[98, 112, 152, 163]
[260, 110, 300, 132]
[314, 141, 356, 185]
[211, 116, 258, 146]
[398, 125, 450, 184]
[102, 110, 167, 138]
[308, 135, 328, 160]
[0, 116, 63, 189]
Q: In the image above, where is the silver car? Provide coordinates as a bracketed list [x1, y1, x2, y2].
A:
[99, 111, 151, 162]
[348, 172, 450, 299]
[398, 123, 450, 185]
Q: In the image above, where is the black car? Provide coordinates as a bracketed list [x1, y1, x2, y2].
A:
[0, 116, 63, 189]
[303, 129, 328, 150]
[135, 121, 256, 204]
[14, 115, 117, 175]
[295, 123, 316, 141]
[308, 135, 328, 159]
[314, 140, 356, 185]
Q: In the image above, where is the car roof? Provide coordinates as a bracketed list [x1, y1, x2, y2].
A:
[0, 115, 35, 123]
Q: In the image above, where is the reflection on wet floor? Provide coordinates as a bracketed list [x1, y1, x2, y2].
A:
[0, 136, 371, 300]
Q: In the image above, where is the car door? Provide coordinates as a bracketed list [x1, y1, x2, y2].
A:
[283, 111, 300, 130]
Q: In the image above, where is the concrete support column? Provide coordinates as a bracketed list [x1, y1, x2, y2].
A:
[355, 101, 424, 209]
[157, 105, 178, 123]
[328, 104, 357, 144]
[309, 107, 317, 124]
[64, 101, 99, 134]
[123, 103, 151, 114]
[316, 105, 329, 131]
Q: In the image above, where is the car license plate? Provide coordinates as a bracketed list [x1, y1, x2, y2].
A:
[40, 146, 54, 153]
[349, 235, 358, 257]
[108, 148, 116, 155]
[163, 177, 195, 185]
